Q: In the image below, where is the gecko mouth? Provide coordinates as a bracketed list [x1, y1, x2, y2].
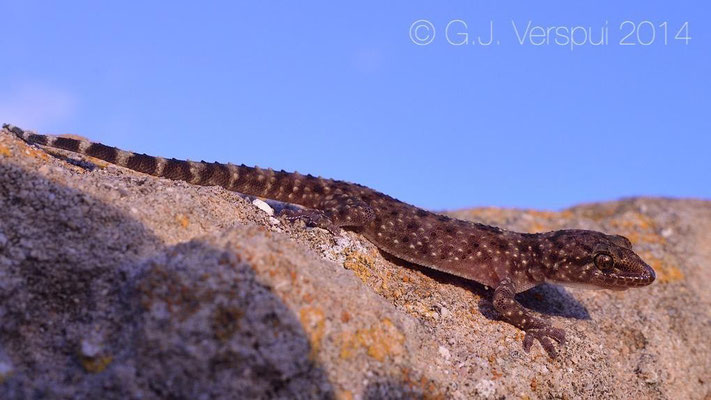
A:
[599, 264, 656, 289]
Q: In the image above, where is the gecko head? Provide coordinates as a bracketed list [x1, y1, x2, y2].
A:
[543, 230, 655, 291]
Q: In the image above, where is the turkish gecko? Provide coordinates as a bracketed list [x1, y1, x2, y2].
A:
[4, 124, 656, 358]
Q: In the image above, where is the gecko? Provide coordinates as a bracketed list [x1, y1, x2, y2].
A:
[4, 124, 656, 358]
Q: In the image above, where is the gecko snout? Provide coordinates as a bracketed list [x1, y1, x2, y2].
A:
[642, 263, 656, 284]
[622, 260, 656, 287]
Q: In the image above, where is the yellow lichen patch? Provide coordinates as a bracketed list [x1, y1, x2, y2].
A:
[342, 248, 375, 283]
[175, 214, 190, 228]
[24, 146, 50, 161]
[299, 307, 326, 358]
[338, 332, 357, 360]
[525, 209, 573, 232]
[528, 209, 572, 219]
[0, 144, 11, 157]
[642, 252, 684, 283]
[575, 204, 621, 222]
[456, 207, 510, 222]
[379, 270, 392, 292]
[86, 157, 109, 169]
[80, 355, 113, 373]
[527, 222, 549, 234]
[609, 212, 665, 245]
[336, 390, 354, 400]
[339, 318, 405, 362]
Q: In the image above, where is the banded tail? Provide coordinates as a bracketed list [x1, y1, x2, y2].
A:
[3, 124, 333, 208]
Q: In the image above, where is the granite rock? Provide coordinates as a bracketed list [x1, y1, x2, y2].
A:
[0, 129, 709, 399]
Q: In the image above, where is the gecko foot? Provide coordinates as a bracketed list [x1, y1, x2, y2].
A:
[278, 208, 341, 236]
[522, 326, 566, 359]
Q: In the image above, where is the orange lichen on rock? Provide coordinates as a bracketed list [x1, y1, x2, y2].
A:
[339, 318, 405, 362]
[342, 249, 375, 283]
[336, 389, 354, 400]
[610, 212, 666, 245]
[0, 143, 11, 157]
[642, 252, 684, 283]
[175, 214, 190, 228]
[299, 306, 326, 358]
[24, 146, 50, 161]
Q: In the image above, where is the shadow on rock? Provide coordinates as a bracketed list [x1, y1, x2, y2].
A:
[379, 249, 590, 322]
[0, 162, 333, 399]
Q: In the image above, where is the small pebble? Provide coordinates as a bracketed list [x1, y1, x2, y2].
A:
[439, 345, 451, 360]
[252, 199, 274, 216]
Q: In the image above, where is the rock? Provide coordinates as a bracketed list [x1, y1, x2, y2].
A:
[0, 129, 709, 399]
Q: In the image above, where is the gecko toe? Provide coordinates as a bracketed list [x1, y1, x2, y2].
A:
[523, 327, 566, 358]
[278, 208, 341, 235]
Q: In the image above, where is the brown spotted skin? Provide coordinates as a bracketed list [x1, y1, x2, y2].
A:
[5, 124, 657, 358]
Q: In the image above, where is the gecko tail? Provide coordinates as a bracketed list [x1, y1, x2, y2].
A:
[2, 124, 330, 208]
[2, 124, 266, 199]
[4, 123, 43, 143]
[3, 123, 137, 169]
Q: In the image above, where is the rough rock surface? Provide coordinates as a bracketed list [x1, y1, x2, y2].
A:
[0, 129, 709, 399]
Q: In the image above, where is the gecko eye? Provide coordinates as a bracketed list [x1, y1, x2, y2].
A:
[594, 253, 614, 271]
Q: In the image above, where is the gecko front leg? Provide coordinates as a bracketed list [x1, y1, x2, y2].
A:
[493, 278, 566, 358]
[278, 193, 375, 235]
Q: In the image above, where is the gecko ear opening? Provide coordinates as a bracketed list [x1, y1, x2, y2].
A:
[609, 234, 632, 249]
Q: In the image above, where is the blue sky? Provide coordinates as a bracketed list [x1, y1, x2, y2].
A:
[1, 1, 709, 210]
